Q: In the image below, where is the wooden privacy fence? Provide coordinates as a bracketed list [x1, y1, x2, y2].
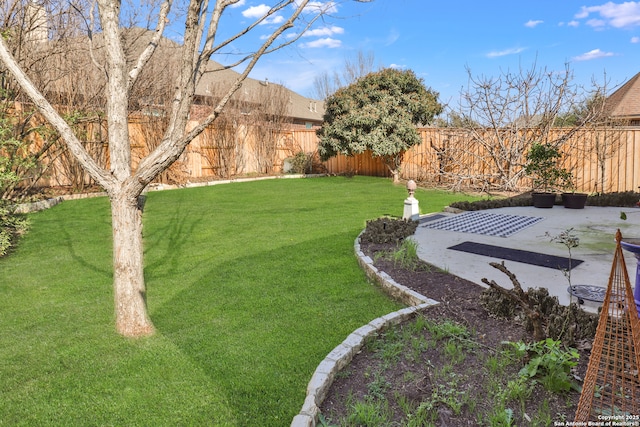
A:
[291, 127, 640, 193]
[27, 121, 640, 193]
[413, 127, 640, 193]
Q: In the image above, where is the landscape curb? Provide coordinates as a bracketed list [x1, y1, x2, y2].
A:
[290, 233, 439, 427]
[10, 196, 65, 214]
[11, 179, 438, 427]
[9, 174, 324, 214]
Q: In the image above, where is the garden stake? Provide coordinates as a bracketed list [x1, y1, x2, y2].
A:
[574, 230, 640, 422]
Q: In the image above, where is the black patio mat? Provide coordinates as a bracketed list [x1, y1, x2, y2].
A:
[419, 214, 447, 224]
[448, 241, 584, 270]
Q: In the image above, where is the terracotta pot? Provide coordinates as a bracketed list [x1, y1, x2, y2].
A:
[531, 192, 557, 208]
[562, 193, 588, 209]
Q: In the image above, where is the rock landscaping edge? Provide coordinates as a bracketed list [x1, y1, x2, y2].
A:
[9, 174, 322, 214]
[8, 175, 436, 427]
[290, 228, 439, 427]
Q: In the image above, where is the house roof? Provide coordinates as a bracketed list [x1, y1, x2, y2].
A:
[605, 72, 640, 119]
[196, 61, 324, 123]
[120, 27, 324, 123]
[24, 26, 325, 124]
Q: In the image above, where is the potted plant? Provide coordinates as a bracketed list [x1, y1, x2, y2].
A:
[524, 142, 572, 208]
[561, 185, 588, 209]
[559, 166, 588, 209]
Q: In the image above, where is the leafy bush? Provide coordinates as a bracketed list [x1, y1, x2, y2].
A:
[287, 151, 313, 174]
[0, 202, 28, 256]
[508, 338, 580, 393]
[585, 191, 640, 207]
[0, 115, 37, 200]
[524, 142, 573, 192]
[450, 196, 533, 211]
[360, 217, 418, 244]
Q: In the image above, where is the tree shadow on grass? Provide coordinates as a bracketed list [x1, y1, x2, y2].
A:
[150, 232, 400, 426]
[143, 200, 206, 282]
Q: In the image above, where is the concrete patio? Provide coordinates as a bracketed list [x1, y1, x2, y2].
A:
[413, 205, 640, 312]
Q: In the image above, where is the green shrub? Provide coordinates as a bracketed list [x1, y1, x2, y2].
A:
[508, 338, 579, 393]
[449, 195, 533, 211]
[586, 191, 640, 207]
[0, 202, 28, 256]
[0, 114, 38, 200]
[524, 142, 573, 193]
[287, 151, 313, 174]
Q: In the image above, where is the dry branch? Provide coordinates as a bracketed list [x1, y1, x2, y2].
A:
[481, 261, 546, 341]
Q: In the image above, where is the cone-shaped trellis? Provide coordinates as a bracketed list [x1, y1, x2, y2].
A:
[575, 230, 640, 421]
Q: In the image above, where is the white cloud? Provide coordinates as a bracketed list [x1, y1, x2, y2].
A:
[572, 48, 615, 61]
[586, 18, 607, 28]
[266, 15, 285, 25]
[486, 47, 526, 58]
[300, 37, 342, 48]
[242, 4, 270, 18]
[525, 20, 543, 28]
[575, 6, 590, 19]
[389, 64, 406, 70]
[229, 0, 246, 7]
[567, 20, 580, 27]
[303, 26, 344, 37]
[242, 4, 285, 25]
[576, 2, 640, 28]
[244, 2, 337, 26]
[631, 36, 640, 43]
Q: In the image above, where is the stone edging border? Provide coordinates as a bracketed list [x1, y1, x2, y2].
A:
[10, 196, 66, 214]
[10, 178, 437, 427]
[290, 232, 439, 427]
[9, 174, 323, 214]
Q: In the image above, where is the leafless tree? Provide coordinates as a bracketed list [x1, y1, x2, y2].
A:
[588, 125, 624, 193]
[51, 113, 107, 191]
[445, 62, 605, 192]
[249, 82, 291, 174]
[198, 80, 291, 178]
[0, 0, 367, 337]
[311, 50, 377, 99]
[0, 1, 99, 198]
[573, 86, 624, 193]
[199, 111, 247, 179]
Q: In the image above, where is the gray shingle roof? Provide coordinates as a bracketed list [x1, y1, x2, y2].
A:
[196, 61, 324, 123]
[35, 27, 325, 125]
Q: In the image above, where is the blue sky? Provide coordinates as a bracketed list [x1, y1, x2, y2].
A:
[167, 1, 640, 103]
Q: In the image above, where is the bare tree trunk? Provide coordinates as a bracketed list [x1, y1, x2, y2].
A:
[382, 154, 402, 183]
[110, 188, 154, 336]
[0, 0, 324, 338]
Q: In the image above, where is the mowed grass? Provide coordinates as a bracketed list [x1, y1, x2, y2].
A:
[0, 176, 479, 426]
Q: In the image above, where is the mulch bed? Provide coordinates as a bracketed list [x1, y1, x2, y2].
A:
[319, 241, 591, 426]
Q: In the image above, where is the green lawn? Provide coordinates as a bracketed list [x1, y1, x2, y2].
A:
[0, 176, 479, 426]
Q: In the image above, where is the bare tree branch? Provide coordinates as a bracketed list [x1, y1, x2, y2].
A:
[0, 35, 114, 189]
[127, 0, 171, 90]
[133, 0, 313, 187]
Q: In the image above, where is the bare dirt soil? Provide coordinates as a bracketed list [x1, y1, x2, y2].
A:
[319, 241, 591, 426]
